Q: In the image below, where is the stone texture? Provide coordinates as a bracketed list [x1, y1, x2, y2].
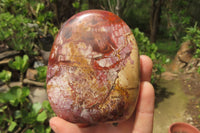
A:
[26, 68, 38, 80]
[161, 71, 178, 80]
[0, 82, 22, 92]
[184, 58, 200, 74]
[47, 10, 140, 124]
[29, 87, 48, 104]
[172, 41, 195, 72]
[177, 41, 194, 64]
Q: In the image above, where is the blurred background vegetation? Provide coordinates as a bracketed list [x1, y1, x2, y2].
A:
[0, 0, 200, 132]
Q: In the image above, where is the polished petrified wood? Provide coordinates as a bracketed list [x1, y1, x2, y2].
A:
[47, 10, 140, 124]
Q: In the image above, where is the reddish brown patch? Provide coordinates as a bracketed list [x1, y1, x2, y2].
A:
[47, 10, 139, 124]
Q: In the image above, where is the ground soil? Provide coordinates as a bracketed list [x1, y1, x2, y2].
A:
[153, 78, 189, 133]
[180, 73, 200, 130]
[154, 65, 200, 132]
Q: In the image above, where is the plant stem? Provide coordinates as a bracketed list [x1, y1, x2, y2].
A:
[20, 72, 23, 87]
[6, 82, 11, 89]
[21, 125, 33, 133]
[14, 127, 22, 133]
[115, 0, 120, 16]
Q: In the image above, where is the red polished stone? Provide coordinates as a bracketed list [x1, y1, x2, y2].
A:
[47, 10, 140, 124]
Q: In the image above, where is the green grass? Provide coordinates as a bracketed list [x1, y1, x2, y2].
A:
[156, 39, 179, 59]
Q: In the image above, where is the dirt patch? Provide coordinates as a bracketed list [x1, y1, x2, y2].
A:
[180, 73, 200, 130]
[153, 79, 189, 133]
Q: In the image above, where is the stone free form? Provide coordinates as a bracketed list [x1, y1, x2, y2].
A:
[47, 10, 140, 124]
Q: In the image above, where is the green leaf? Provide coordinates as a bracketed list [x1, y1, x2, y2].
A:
[42, 100, 52, 111]
[165, 58, 171, 64]
[0, 105, 7, 112]
[21, 87, 30, 98]
[22, 111, 37, 124]
[36, 66, 47, 82]
[150, 53, 156, 60]
[0, 93, 8, 103]
[32, 102, 42, 114]
[72, 1, 80, 9]
[197, 66, 200, 74]
[8, 55, 29, 73]
[15, 56, 21, 70]
[0, 86, 29, 106]
[8, 121, 17, 132]
[45, 127, 52, 133]
[0, 113, 6, 125]
[80, 3, 89, 11]
[37, 111, 47, 122]
[36, 3, 41, 15]
[25, 129, 33, 133]
[0, 70, 12, 83]
[22, 55, 29, 72]
[14, 110, 22, 119]
[1, 87, 19, 106]
[34, 124, 45, 133]
[16, 88, 22, 101]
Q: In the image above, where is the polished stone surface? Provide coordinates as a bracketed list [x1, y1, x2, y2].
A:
[47, 10, 140, 124]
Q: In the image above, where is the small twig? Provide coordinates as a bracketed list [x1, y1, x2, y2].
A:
[0, 58, 12, 65]
[0, 82, 23, 93]
[44, 24, 48, 36]
[108, 0, 114, 13]
[20, 72, 23, 87]
[23, 79, 45, 87]
[5, 129, 8, 133]
[6, 82, 11, 89]
[21, 125, 33, 133]
[0, 50, 20, 60]
[14, 126, 22, 133]
[115, 0, 120, 16]
[28, 3, 37, 17]
[100, 5, 106, 10]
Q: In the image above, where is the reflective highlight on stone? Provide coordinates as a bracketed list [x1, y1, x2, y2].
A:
[47, 10, 140, 124]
